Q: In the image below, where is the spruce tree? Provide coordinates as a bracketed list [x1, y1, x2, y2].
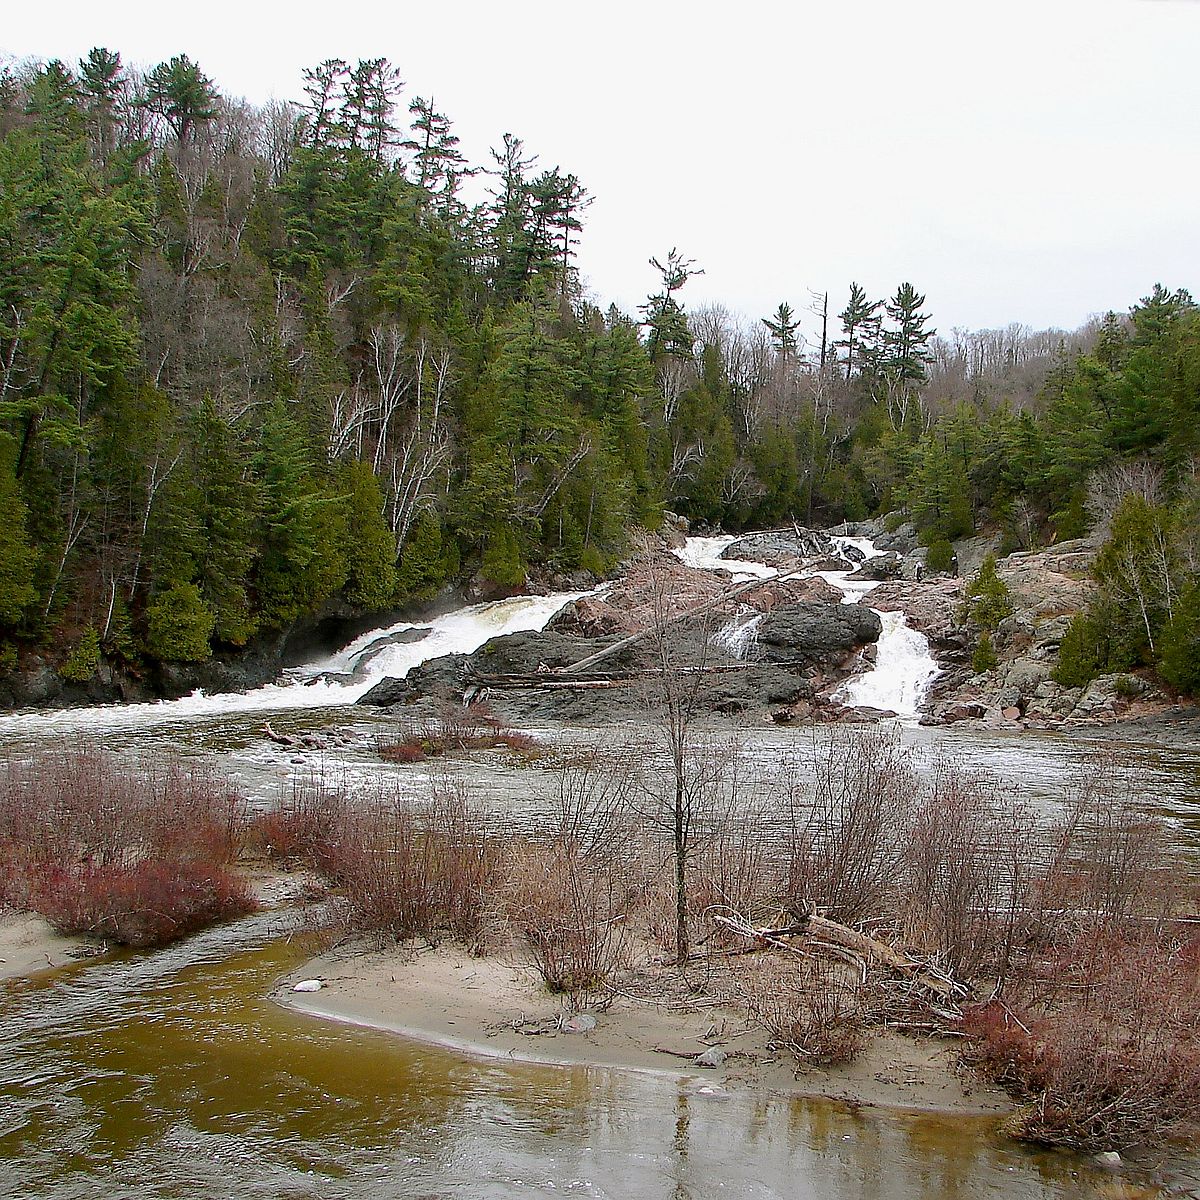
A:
[835, 282, 882, 380]
[762, 302, 801, 357]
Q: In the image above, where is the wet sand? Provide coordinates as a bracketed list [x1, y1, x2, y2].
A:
[0, 910, 96, 981]
[278, 940, 1013, 1117]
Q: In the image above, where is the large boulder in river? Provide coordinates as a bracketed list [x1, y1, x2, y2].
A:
[724, 527, 855, 567]
[358, 628, 636, 709]
[846, 552, 901, 582]
[755, 603, 882, 666]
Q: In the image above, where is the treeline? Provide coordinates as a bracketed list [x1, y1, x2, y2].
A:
[0, 51, 658, 673]
[0, 49, 1196, 692]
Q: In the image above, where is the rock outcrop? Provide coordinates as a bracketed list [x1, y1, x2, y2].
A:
[359, 598, 882, 724]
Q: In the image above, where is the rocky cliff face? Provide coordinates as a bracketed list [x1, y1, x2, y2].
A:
[900, 538, 1178, 730]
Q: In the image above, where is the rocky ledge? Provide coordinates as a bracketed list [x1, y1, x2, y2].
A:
[359, 545, 882, 724]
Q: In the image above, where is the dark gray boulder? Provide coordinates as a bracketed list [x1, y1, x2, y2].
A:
[756, 603, 882, 665]
[725, 527, 856, 565]
[846, 552, 902, 582]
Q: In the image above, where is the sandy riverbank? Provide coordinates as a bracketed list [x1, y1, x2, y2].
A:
[0, 910, 98, 982]
[277, 940, 1013, 1117]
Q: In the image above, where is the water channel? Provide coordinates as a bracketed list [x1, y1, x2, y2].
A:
[2, 537, 1199, 1197]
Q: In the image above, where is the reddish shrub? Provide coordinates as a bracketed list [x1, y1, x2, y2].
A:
[377, 704, 539, 765]
[34, 859, 256, 949]
[961, 1001, 1047, 1090]
[321, 786, 505, 953]
[963, 936, 1200, 1152]
[0, 745, 244, 872]
[378, 739, 428, 764]
[246, 776, 347, 872]
[0, 745, 253, 947]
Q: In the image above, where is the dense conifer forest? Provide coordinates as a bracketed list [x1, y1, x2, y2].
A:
[1, 50, 1197, 692]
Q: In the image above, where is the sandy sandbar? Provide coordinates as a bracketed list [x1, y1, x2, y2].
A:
[0, 910, 98, 982]
[277, 940, 1012, 1116]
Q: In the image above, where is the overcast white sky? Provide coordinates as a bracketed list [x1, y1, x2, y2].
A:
[5, 0, 1199, 347]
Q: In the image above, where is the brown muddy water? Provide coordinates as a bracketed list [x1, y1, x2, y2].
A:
[2, 908, 1188, 1200]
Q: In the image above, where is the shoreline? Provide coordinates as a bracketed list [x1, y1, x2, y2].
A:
[0, 910, 99, 982]
[275, 939, 1013, 1118]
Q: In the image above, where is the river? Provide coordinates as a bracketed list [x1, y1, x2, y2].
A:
[1, 536, 1199, 1197]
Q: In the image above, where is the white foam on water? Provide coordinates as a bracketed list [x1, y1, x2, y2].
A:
[672, 535, 777, 580]
[672, 531, 938, 717]
[836, 609, 941, 717]
[711, 611, 764, 660]
[0, 590, 594, 736]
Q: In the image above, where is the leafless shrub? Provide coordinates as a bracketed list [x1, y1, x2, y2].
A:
[0, 744, 251, 945]
[507, 844, 629, 1004]
[552, 746, 638, 861]
[739, 954, 867, 1067]
[320, 780, 505, 954]
[1034, 753, 1178, 941]
[424, 779, 507, 953]
[782, 728, 915, 924]
[0, 745, 244, 905]
[693, 804, 780, 947]
[246, 772, 348, 871]
[507, 750, 637, 1000]
[325, 803, 439, 944]
[902, 760, 1040, 979]
[378, 701, 539, 764]
[963, 933, 1200, 1153]
[33, 859, 255, 949]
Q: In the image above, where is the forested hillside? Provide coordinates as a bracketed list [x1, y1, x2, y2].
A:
[1, 50, 1197, 693]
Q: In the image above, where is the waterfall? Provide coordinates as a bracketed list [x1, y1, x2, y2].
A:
[835, 611, 940, 717]
[711, 611, 764, 660]
[0, 590, 595, 735]
[672, 535, 777, 579]
[0, 528, 941, 733]
[672, 531, 939, 718]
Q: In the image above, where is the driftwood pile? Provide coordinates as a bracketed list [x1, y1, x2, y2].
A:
[710, 908, 972, 1026]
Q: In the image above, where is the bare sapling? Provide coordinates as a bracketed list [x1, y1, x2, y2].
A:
[632, 564, 736, 967]
[783, 727, 914, 926]
[508, 749, 637, 1002]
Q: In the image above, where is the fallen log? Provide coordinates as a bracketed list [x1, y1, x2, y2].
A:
[711, 911, 972, 1004]
[466, 659, 814, 690]
[558, 576, 766, 676]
